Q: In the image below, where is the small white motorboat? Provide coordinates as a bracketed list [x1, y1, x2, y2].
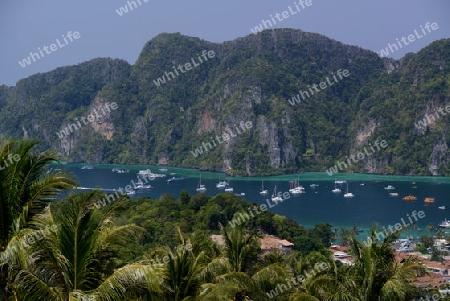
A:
[216, 180, 228, 189]
[225, 186, 234, 192]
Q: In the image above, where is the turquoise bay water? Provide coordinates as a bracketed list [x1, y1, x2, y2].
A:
[60, 163, 450, 239]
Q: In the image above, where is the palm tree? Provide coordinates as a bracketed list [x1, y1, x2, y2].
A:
[220, 222, 260, 273]
[0, 139, 76, 250]
[349, 229, 425, 300]
[339, 229, 354, 246]
[0, 139, 76, 300]
[1, 191, 163, 300]
[426, 223, 435, 232]
[306, 229, 425, 300]
[198, 224, 288, 300]
[146, 227, 208, 301]
[198, 261, 288, 300]
[307, 261, 359, 301]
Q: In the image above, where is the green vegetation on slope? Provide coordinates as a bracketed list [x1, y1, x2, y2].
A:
[0, 30, 449, 176]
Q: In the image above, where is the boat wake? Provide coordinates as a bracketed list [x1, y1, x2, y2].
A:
[75, 186, 116, 192]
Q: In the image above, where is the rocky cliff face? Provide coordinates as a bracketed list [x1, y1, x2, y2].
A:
[429, 136, 448, 176]
[253, 116, 277, 169]
[89, 96, 116, 141]
[0, 31, 449, 176]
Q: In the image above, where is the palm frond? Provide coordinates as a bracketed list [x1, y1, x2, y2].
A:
[95, 224, 145, 251]
[289, 292, 321, 301]
[0, 139, 76, 247]
[93, 263, 163, 301]
[251, 263, 288, 292]
[198, 272, 253, 300]
[199, 257, 232, 283]
[12, 269, 65, 301]
[198, 283, 242, 301]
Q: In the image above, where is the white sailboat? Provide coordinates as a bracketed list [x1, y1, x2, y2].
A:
[332, 179, 341, 193]
[259, 181, 268, 195]
[343, 182, 354, 198]
[289, 177, 305, 194]
[331, 179, 341, 193]
[196, 174, 207, 192]
[271, 185, 283, 202]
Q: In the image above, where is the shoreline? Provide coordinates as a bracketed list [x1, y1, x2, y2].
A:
[63, 164, 448, 244]
[55, 162, 450, 183]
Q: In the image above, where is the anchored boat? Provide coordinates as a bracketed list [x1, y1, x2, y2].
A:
[424, 197, 435, 203]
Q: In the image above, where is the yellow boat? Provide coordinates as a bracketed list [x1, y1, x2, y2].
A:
[424, 197, 435, 203]
[403, 195, 417, 201]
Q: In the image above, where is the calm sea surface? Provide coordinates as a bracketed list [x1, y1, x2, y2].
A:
[58, 164, 450, 239]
